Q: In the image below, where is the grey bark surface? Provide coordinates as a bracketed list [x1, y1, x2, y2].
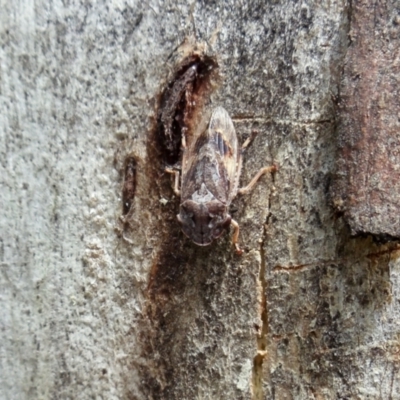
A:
[1, 1, 399, 400]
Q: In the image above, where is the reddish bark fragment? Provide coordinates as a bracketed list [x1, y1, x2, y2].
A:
[331, 0, 400, 239]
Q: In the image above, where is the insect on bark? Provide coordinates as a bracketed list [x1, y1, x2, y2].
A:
[166, 106, 276, 254]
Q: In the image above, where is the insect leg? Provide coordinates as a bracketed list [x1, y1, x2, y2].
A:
[241, 130, 259, 151]
[181, 132, 187, 149]
[238, 165, 277, 195]
[165, 168, 181, 196]
[231, 219, 243, 255]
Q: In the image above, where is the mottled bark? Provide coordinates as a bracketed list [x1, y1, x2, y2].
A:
[1, 1, 399, 400]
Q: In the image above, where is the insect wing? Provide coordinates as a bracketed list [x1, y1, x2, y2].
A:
[180, 106, 240, 203]
[208, 107, 241, 201]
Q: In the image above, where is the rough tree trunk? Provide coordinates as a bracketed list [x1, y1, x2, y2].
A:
[1, 1, 399, 399]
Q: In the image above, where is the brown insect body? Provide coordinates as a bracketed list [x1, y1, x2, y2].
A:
[167, 106, 276, 253]
[179, 106, 240, 246]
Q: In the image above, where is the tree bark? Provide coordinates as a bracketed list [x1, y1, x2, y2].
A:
[331, 0, 400, 240]
[1, 1, 399, 399]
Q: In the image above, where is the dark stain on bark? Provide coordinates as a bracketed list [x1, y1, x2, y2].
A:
[130, 46, 249, 400]
[156, 53, 219, 165]
[122, 156, 137, 215]
[140, 239, 236, 399]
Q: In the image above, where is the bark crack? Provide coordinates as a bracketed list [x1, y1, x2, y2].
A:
[251, 175, 275, 399]
[272, 245, 400, 273]
[231, 116, 335, 125]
